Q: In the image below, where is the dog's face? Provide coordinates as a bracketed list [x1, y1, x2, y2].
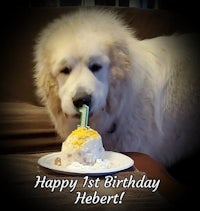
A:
[50, 36, 111, 118]
[34, 10, 132, 134]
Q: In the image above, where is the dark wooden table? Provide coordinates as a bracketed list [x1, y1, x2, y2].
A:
[0, 151, 190, 210]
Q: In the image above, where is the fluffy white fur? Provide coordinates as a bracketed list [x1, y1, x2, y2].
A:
[33, 8, 200, 166]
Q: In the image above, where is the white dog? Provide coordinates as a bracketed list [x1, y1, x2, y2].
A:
[33, 8, 200, 166]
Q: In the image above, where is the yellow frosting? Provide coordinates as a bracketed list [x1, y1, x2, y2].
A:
[65, 127, 100, 148]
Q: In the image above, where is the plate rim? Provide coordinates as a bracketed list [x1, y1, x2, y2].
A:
[38, 151, 134, 176]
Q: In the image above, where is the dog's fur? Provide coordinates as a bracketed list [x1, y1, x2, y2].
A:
[33, 8, 200, 166]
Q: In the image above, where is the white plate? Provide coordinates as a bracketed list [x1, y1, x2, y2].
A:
[38, 151, 134, 176]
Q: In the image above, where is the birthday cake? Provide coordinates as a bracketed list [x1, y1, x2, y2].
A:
[54, 104, 107, 168]
[60, 127, 105, 166]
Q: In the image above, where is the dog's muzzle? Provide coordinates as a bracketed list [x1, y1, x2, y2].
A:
[72, 92, 92, 110]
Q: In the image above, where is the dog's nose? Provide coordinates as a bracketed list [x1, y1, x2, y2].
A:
[73, 92, 92, 109]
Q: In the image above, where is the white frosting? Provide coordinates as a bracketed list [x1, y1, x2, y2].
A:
[60, 129, 105, 166]
[67, 159, 111, 170]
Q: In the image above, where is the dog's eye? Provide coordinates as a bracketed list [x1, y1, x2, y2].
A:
[60, 67, 71, 74]
[89, 64, 102, 73]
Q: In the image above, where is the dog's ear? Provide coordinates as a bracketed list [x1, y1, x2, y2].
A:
[109, 41, 132, 80]
[33, 63, 62, 116]
[34, 64, 55, 102]
[106, 41, 132, 115]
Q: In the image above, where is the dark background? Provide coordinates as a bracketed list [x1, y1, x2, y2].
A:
[0, 1, 199, 206]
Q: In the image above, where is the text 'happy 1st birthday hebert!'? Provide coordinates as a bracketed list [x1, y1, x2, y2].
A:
[34, 174, 160, 205]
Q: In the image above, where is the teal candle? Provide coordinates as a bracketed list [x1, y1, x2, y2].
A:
[77, 104, 90, 129]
